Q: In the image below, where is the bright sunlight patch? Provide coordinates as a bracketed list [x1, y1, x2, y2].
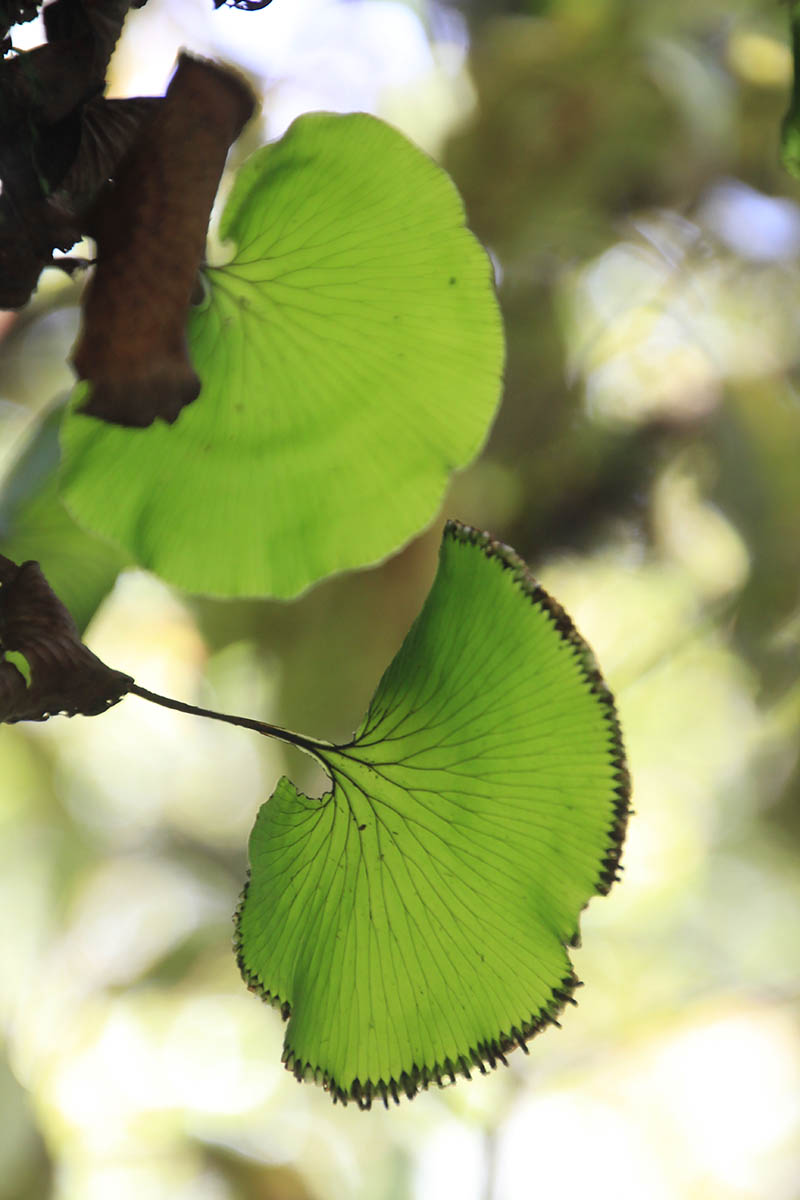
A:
[59, 114, 504, 598]
[235, 521, 630, 1107]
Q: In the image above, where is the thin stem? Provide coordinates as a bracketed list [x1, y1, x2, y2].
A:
[129, 683, 331, 762]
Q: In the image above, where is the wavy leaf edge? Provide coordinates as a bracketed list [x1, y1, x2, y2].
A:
[234, 519, 631, 1109]
[59, 113, 505, 599]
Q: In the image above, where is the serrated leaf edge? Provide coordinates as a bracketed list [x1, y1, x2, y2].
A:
[233, 519, 631, 1108]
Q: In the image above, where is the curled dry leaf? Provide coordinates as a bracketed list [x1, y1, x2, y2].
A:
[0, 553, 132, 723]
[0, 0, 139, 307]
[72, 53, 255, 427]
[51, 95, 163, 232]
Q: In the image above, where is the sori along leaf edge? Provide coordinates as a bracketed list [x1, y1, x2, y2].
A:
[234, 520, 630, 1109]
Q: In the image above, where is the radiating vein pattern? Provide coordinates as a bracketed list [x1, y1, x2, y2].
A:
[236, 521, 630, 1108]
[59, 113, 504, 598]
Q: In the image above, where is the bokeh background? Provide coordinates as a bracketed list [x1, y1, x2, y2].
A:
[2, 0, 800, 1196]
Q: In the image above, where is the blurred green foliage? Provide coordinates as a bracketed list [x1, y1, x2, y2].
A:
[1, 0, 799, 1197]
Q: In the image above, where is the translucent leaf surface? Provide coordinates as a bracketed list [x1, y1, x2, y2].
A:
[236, 521, 629, 1107]
[59, 113, 504, 597]
[0, 406, 127, 632]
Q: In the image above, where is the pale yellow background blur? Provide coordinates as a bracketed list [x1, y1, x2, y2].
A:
[1, 1, 799, 1198]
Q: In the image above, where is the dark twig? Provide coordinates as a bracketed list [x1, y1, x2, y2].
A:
[129, 682, 332, 761]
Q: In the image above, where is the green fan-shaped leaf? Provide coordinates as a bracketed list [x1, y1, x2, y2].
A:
[58, 113, 504, 598]
[236, 520, 629, 1108]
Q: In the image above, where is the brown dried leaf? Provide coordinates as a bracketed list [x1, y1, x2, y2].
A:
[0, 0, 141, 308]
[58, 96, 163, 216]
[0, 98, 164, 308]
[0, 553, 133, 723]
[72, 53, 256, 427]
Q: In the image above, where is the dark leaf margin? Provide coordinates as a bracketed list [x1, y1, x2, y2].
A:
[444, 521, 631, 903]
[233, 519, 631, 1109]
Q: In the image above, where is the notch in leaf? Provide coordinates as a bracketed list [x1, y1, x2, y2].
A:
[0, 553, 132, 722]
[72, 52, 255, 427]
[235, 520, 630, 1108]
